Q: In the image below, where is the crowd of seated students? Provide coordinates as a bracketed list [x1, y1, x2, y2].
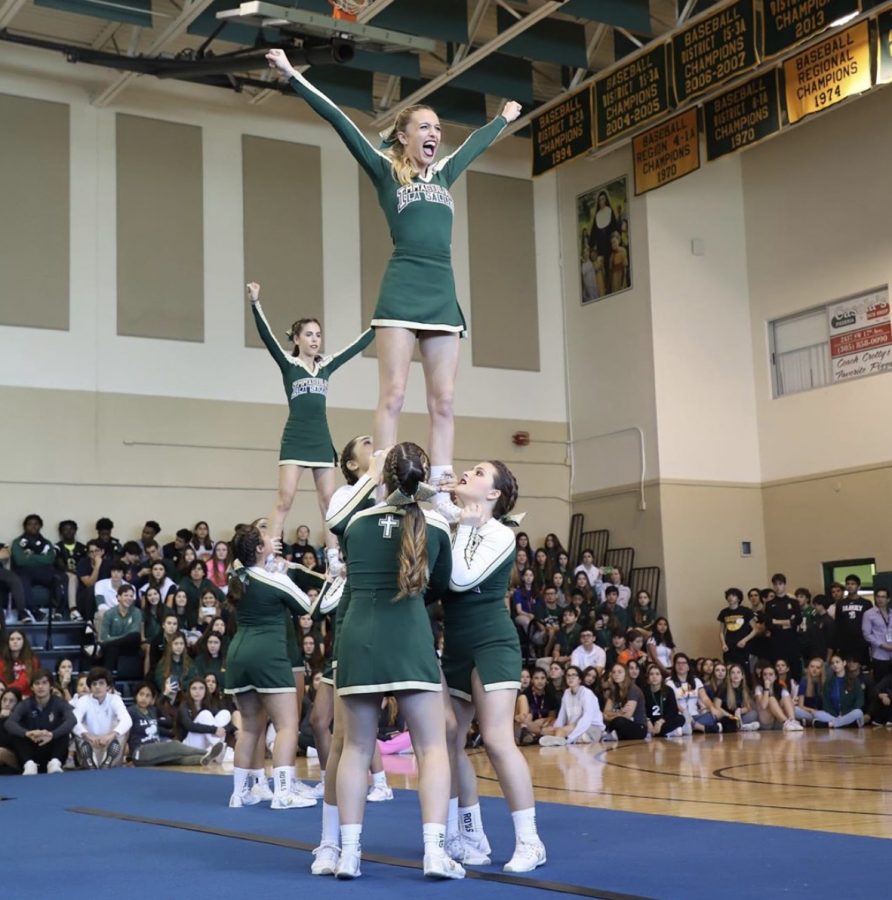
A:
[3, 518, 891, 775]
[0, 515, 335, 776]
[509, 533, 892, 745]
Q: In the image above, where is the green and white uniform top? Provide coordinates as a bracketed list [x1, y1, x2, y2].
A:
[333, 490, 453, 696]
[224, 566, 313, 695]
[446, 519, 517, 600]
[441, 518, 521, 700]
[252, 301, 374, 467]
[287, 72, 507, 335]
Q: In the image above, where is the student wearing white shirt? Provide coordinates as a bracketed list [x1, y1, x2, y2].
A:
[73, 667, 132, 768]
[539, 666, 604, 745]
[597, 567, 631, 609]
[570, 628, 606, 674]
[573, 550, 601, 587]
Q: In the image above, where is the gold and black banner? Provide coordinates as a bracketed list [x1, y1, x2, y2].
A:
[530, 85, 594, 176]
[595, 44, 671, 145]
[704, 69, 781, 161]
[672, 0, 759, 104]
[783, 18, 871, 124]
[632, 108, 700, 195]
[876, 8, 892, 83]
[763, 0, 861, 58]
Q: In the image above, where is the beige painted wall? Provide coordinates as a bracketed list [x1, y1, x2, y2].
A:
[659, 482, 767, 657]
[743, 85, 892, 482]
[0, 385, 569, 548]
[762, 464, 892, 592]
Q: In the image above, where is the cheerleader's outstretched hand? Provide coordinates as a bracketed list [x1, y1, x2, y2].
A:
[501, 101, 522, 123]
[266, 49, 295, 78]
[246, 282, 260, 304]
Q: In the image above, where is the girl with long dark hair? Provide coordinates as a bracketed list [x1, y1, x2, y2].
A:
[441, 460, 546, 873]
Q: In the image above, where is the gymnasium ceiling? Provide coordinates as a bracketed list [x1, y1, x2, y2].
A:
[0, 0, 687, 128]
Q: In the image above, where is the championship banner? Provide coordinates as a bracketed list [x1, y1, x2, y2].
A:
[783, 19, 871, 124]
[763, 0, 861, 58]
[828, 287, 892, 384]
[672, 0, 759, 104]
[595, 44, 671, 145]
[704, 69, 781, 161]
[876, 8, 892, 84]
[632, 108, 700, 195]
[531, 85, 595, 175]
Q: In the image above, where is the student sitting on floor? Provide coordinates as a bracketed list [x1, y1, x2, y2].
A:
[754, 664, 803, 732]
[869, 671, 892, 726]
[667, 653, 724, 734]
[129, 681, 224, 767]
[642, 665, 686, 737]
[601, 663, 647, 742]
[539, 666, 604, 745]
[794, 657, 826, 725]
[73, 667, 132, 768]
[719, 664, 760, 730]
[0, 686, 23, 773]
[177, 676, 233, 752]
[814, 655, 865, 729]
[3, 669, 75, 774]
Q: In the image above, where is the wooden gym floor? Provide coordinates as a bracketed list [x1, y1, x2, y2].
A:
[190, 729, 892, 840]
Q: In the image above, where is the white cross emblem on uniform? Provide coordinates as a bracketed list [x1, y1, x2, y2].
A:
[378, 514, 399, 539]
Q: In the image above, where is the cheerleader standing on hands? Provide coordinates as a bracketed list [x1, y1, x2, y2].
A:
[328, 442, 462, 880]
[441, 462, 546, 872]
[246, 282, 373, 567]
[264, 49, 521, 507]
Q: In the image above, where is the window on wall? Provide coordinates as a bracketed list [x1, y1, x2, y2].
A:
[822, 558, 876, 595]
[769, 286, 891, 398]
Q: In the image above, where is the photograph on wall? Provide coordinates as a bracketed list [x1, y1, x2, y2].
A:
[576, 177, 630, 304]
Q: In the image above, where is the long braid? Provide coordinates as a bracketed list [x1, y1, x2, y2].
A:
[489, 460, 519, 520]
[384, 443, 430, 600]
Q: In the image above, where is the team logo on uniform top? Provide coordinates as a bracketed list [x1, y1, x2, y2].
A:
[291, 377, 327, 399]
[378, 514, 400, 539]
[396, 182, 455, 214]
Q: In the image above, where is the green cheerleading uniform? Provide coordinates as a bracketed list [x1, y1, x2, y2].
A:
[224, 567, 313, 695]
[320, 475, 378, 686]
[251, 301, 374, 466]
[333, 500, 452, 696]
[288, 72, 508, 335]
[441, 519, 521, 702]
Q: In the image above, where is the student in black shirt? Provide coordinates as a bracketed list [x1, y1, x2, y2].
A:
[808, 594, 835, 662]
[833, 577, 872, 665]
[55, 520, 86, 620]
[163, 529, 193, 564]
[717, 588, 755, 666]
[94, 517, 123, 558]
[4, 669, 76, 773]
[642, 664, 685, 738]
[765, 575, 802, 679]
[76, 540, 112, 620]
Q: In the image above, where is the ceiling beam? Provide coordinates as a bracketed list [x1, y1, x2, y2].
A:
[91, 21, 121, 51]
[92, 0, 218, 107]
[676, 0, 699, 26]
[0, 0, 28, 30]
[569, 21, 607, 89]
[453, 0, 490, 66]
[370, 0, 565, 128]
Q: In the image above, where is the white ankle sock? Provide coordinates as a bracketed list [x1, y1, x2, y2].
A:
[340, 823, 362, 853]
[422, 823, 446, 855]
[322, 802, 340, 845]
[233, 766, 251, 796]
[250, 767, 266, 786]
[511, 807, 538, 842]
[459, 802, 484, 837]
[372, 769, 387, 788]
[447, 796, 459, 840]
[272, 765, 292, 797]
